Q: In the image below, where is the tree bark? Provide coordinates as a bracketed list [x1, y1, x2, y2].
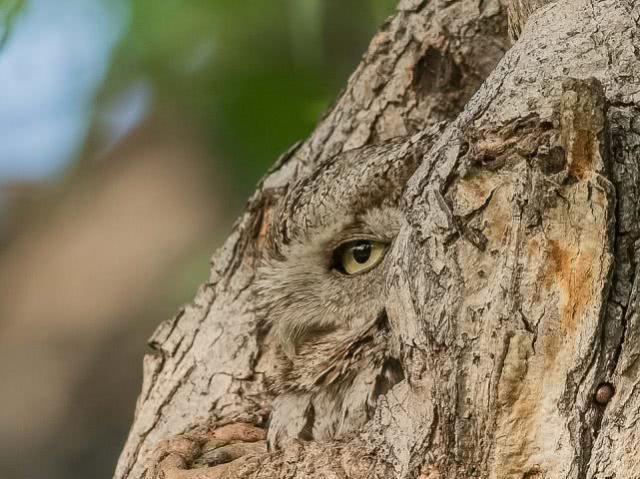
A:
[115, 0, 640, 478]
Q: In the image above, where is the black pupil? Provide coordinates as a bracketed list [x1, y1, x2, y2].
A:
[352, 241, 372, 264]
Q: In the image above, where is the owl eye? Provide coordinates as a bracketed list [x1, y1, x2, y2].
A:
[332, 240, 388, 275]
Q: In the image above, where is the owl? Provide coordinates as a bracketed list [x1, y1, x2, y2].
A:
[257, 135, 424, 448]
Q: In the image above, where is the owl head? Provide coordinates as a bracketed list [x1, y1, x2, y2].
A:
[257, 136, 426, 357]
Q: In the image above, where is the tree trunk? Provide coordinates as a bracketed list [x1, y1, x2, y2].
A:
[115, 0, 640, 478]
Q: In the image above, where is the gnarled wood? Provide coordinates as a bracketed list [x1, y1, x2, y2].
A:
[114, 2, 509, 478]
[115, 0, 640, 478]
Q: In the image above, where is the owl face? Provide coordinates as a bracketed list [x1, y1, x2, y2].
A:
[258, 139, 422, 358]
[259, 206, 402, 357]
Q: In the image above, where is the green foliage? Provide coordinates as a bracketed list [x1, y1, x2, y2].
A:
[0, 0, 24, 49]
[108, 0, 395, 193]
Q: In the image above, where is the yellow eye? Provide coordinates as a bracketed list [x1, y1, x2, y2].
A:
[333, 240, 388, 275]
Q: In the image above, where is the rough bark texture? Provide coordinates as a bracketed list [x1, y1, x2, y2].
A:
[115, 0, 640, 478]
[500, 0, 551, 39]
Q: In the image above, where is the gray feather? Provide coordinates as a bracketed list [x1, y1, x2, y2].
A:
[256, 138, 422, 448]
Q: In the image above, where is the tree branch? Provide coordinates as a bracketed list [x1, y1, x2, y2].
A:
[114, 2, 510, 478]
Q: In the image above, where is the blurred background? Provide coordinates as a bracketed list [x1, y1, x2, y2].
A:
[0, 1, 395, 478]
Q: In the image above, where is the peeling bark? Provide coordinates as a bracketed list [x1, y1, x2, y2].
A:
[115, 0, 640, 478]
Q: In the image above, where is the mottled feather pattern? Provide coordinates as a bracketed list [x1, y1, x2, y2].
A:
[255, 137, 426, 448]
